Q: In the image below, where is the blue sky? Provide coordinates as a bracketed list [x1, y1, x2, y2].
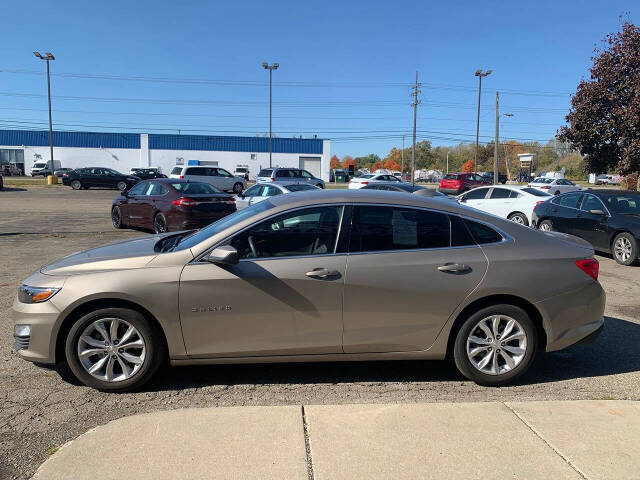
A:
[0, 0, 636, 157]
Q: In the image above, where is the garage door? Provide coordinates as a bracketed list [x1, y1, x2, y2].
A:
[299, 156, 321, 178]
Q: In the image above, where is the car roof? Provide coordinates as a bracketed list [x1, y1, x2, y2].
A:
[588, 189, 639, 196]
[152, 178, 209, 184]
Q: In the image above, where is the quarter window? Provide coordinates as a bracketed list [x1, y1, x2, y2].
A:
[230, 206, 343, 259]
[349, 206, 450, 253]
[463, 219, 503, 245]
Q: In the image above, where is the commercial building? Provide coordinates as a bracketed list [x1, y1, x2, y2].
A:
[0, 130, 330, 181]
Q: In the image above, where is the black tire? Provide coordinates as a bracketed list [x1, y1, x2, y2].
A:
[538, 219, 553, 232]
[71, 179, 82, 190]
[116, 181, 128, 191]
[316, 183, 324, 189]
[64, 307, 164, 391]
[232, 182, 243, 194]
[554, 190, 561, 196]
[153, 212, 167, 234]
[111, 206, 124, 229]
[508, 212, 529, 226]
[612, 232, 638, 266]
[453, 304, 538, 386]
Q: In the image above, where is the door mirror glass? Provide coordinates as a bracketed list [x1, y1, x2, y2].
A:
[206, 245, 239, 265]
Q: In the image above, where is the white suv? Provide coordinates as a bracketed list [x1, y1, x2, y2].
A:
[169, 166, 247, 193]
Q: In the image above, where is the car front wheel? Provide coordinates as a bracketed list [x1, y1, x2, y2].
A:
[111, 206, 124, 229]
[64, 307, 164, 391]
[232, 182, 243, 194]
[71, 180, 82, 190]
[453, 304, 537, 386]
[612, 232, 638, 266]
[538, 219, 553, 232]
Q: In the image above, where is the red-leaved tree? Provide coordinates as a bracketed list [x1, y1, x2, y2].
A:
[461, 159, 474, 172]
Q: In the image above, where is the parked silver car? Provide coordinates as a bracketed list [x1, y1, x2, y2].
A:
[169, 166, 247, 193]
[256, 167, 325, 188]
[12, 190, 604, 391]
[235, 182, 319, 210]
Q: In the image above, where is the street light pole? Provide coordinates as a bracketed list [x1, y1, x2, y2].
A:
[262, 62, 279, 168]
[474, 68, 492, 173]
[34, 52, 55, 180]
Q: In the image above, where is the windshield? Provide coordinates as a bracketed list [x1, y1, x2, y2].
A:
[603, 194, 640, 214]
[258, 169, 273, 177]
[171, 182, 221, 194]
[173, 199, 275, 251]
[171, 167, 183, 175]
[236, 168, 247, 172]
[34, 163, 47, 168]
[522, 187, 552, 197]
[287, 184, 318, 192]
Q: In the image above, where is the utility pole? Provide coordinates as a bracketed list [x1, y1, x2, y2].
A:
[411, 71, 420, 186]
[446, 151, 449, 174]
[34, 52, 55, 181]
[262, 62, 279, 167]
[474, 69, 492, 173]
[494, 91, 499, 185]
[401, 134, 405, 177]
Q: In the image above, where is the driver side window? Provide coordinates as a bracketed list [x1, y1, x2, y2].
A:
[229, 206, 343, 259]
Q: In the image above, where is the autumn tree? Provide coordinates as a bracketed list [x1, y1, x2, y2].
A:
[343, 157, 356, 170]
[330, 155, 341, 169]
[558, 21, 640, 179]
[384, 159, 401, 171]
[461, 159, 475, 173]
[371, 161, 384, 171]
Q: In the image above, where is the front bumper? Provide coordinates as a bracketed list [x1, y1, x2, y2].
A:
[536, 280, 606, 352]
[11, 296, 62, 364]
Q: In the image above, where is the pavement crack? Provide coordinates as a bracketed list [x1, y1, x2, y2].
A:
[301, 405, 315, 480]
[503, 402, 589, 480]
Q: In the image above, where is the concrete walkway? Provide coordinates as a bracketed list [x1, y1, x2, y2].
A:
[33, 400, 640, 480]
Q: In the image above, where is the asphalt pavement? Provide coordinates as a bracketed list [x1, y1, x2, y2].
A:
[1, 186, 640, 479]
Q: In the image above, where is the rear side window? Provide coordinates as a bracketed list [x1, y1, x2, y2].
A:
[463, 219, 503, 245]
[521, 188, 550, 197]
[171, 167, 183, 175]
[185, 167, 206, 175]
[555, 193, 582, 208]
[349, 206, 450, 252]
[489, 188, 511, 199]
[258, 169, 273, 177]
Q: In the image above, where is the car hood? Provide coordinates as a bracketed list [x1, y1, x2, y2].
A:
[40, 235, 161, 276]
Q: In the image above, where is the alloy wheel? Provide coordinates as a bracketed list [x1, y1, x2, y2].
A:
[71, 180, 82, 190]
[154, 214, 167, 233]
[77, 317, 146, 382]
[466, 315, 527, 376]
[615, 237, 632, 263]
[510, 214, 526, 224]
[117, 181, 127, 191]
[111, 207, 121, 228]
[539, 221, 552, 231]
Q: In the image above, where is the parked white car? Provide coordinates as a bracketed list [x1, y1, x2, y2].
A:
[169, 165, 247, 193]
[457, 185, 552, 226]
[595, 174, 621, 186]
[527, 177, 581, 196]
[235, 182, 319, 210]
[348, 173, 405, 189]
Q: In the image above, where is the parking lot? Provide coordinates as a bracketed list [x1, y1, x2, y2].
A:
[2, 186, 640, 479]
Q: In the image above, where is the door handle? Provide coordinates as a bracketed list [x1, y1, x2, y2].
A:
[305, 268, 339, 278]
[437, 263, 471, 273]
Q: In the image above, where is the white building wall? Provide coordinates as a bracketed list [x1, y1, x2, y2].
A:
[12, 134, 330, 180]
[22, 146, 141, 174]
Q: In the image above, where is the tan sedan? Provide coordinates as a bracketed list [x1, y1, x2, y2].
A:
[13, 190, 605, 391]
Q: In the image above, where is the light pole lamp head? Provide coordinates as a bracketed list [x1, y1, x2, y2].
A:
[33, 52, 43, 59]
[34, 51, 55, 60]
[474, 68, 492, 77]
[262, 62, 269, 69]
[45, 52, 55, 60]
[273, 63, 279, 70]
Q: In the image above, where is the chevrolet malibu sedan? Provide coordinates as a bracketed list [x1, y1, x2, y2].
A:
[13, 190, 605, 391]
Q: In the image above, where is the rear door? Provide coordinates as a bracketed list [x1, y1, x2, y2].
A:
[485, 187, 515, 218]
[216, 168, 235, 190]
[342, 205, 487, 353]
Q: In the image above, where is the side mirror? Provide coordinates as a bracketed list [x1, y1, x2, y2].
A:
[206, 245, 238, 265]
[589, 209, 606, 216]
[459, 196, 467, 203]
[240, 193, 246, 199]
[122, 189, 129, 197]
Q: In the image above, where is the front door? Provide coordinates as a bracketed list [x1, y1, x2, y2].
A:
[124, 181, 151, 226]
[575, 194, 610, 250]
[551, 192, 583, 233]
[461, 187, 491, 211]
[179, 205, 346, 357]
[342, 206, 487, 353]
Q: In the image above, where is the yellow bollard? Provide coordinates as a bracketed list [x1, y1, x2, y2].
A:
[47, 175, 59, 185]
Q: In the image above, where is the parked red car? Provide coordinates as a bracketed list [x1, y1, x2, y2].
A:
[438, 172, 490, 195]
[112, 178, 236, 233]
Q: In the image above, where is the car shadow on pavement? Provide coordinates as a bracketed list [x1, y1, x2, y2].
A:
[0, 187, 28, 192]
[142, 315, 640, 391]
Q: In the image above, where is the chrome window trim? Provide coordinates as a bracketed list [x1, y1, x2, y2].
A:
[189, 202, 511, 265]
[550, 192, 584, 210]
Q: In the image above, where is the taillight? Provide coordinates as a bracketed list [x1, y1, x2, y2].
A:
[361, 182, 369, 185]
[179, 175, 184, 179]
[576, 259, 599, 281]
[221, 197, 236, 204]
[540, 186, 551, 190]
[271, 178, 275, 181]
[172, 197, 199, 206]
[533, 201, 544, 210]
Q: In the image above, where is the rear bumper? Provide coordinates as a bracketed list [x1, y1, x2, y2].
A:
[536, 280, 606, 352]
[438, 187, 462, 195]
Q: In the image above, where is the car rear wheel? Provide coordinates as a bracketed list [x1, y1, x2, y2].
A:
[111, 206, 124, 229]
[64, 308, 164, 391]
[71, 179, 82, 190]
[116, 181, 127, 191]
[538, 220, 553, 232]
[508, 212, 529, 226]
[153, 212, 167, 234]
[453, 304, 537, 386]
[612, 232, 638, 266]
[232, 182, 243, 194]
[554, 190, 561, 195]
[316, 183, 324, 189]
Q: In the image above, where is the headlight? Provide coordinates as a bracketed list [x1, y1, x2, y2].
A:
[18, 285, 60, 303]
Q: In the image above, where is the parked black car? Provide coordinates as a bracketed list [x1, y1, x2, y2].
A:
[481, 171, 508, 184]
[130, 168, 167, 180]
[532, 189, 640, 265]
[62, 167, 140, 191]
